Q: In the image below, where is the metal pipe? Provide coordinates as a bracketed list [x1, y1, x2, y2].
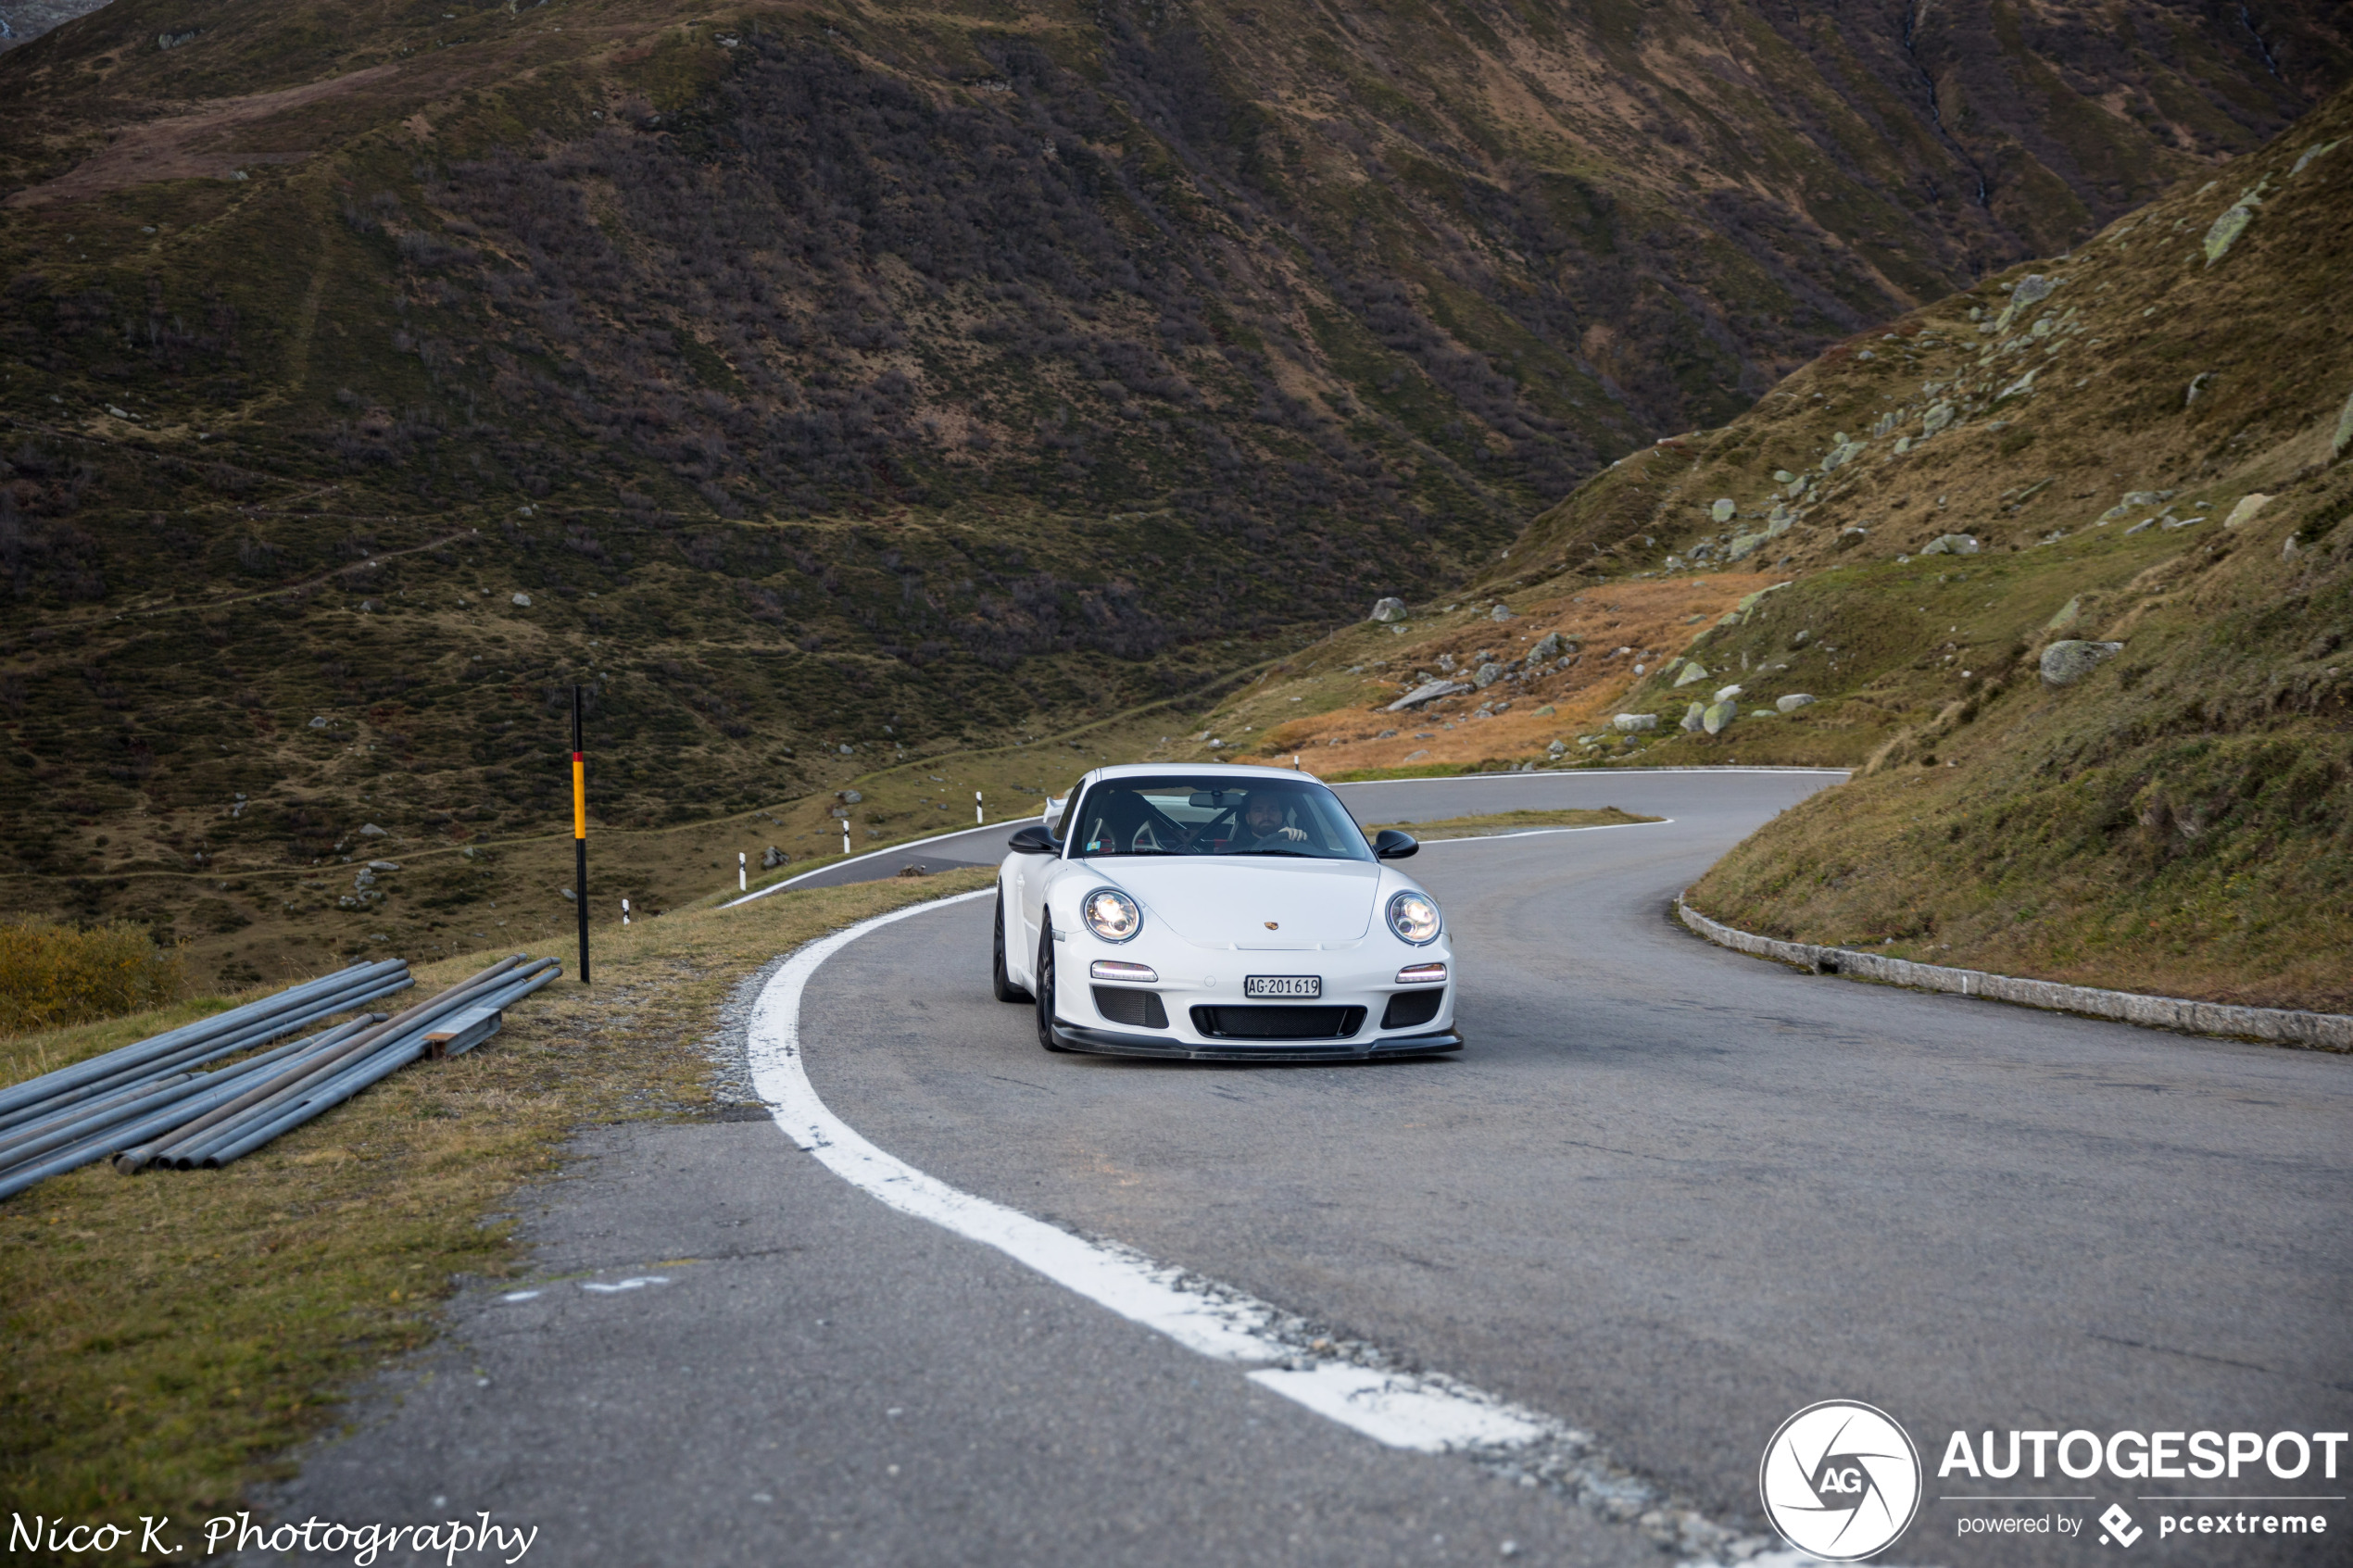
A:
[191, 966, 561, 1169]
[112, 1015, 386, 1173]
[158, 960, 551, 1169]
[0, 1073, 195, 1164]
[0, 1019, 378, 1179]
[0, 1022, 382, 1200]
[0, 968, 414, 1134]
[1, 959, 557, 1199]
[204, 1039, 430, 1168]
[0, 960, 401, 1119]
[0, 959, 407, 1128]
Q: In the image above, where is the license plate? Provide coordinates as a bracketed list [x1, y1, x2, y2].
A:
[1244, 974, 1322, 998]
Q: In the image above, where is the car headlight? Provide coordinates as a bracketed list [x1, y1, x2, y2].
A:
[1387, 890, 1441, 945]
[1082, 886, 1142, 942]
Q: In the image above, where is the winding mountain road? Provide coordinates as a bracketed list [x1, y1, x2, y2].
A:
[257, 770, 2353, 1567]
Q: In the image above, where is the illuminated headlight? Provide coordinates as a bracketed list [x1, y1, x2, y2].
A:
[1396, 962, 1447, 985]
[1387, 890, 1441, 946]
[1082, 887, 1143, 942]
[1090, 960, 1158, 982]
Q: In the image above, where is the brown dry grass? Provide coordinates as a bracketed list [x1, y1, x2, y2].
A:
[0, 866, 994, 1551]
[0, 919, 186, 1036]
[1172, 575, 1775, 776]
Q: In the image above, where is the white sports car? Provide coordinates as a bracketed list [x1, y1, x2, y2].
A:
[991, 763, 1459, 1060]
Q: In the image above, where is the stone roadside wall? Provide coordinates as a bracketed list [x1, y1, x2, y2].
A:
[1675, 897, 2353, 1053]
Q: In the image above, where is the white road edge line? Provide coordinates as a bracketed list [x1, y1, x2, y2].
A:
[745, 889, 1824, 1567]
[748, 889, 1541, 1441]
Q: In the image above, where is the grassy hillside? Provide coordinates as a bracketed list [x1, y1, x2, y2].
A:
[0, 0, 2346, 985]
[1209, 84, 2353, 1011]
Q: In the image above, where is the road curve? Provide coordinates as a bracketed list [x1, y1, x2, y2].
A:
[796, 767, 2352, 1564]
[258, 769, 2352, 1567]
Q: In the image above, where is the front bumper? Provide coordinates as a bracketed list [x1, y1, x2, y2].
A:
[1051, 1019, 1464, 1062]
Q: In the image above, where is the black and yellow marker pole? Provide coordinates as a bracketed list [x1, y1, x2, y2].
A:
[573, 684, 591, 985]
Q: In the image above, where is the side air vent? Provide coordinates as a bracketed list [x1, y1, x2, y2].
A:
[1380, 989, 1444, 1029]
[1092, 986, 1168, 1029]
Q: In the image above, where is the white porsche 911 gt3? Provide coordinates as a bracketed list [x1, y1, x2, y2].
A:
[991, 763, 1459, 1060]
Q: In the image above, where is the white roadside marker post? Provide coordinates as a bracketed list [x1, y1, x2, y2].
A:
[738, 850, 747, 891]
[622, 897, 631, 926]
[975, 791, 984, 824]
[842, 818, 851, 856]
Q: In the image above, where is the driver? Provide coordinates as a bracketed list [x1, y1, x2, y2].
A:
[1230, 790, 1310, 851]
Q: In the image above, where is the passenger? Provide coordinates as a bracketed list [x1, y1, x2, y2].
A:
[1229, 791, 1310, 851]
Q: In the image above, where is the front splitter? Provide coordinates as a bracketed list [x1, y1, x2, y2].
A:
[1051, 1021, 1463, 1063]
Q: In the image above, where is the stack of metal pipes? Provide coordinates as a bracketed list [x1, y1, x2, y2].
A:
[0, 954, 560, 1201]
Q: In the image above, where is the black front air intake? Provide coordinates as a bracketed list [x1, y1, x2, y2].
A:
[1189, 1005, 1366, 1040]
[1379, 988, 1445, 1029]
[1092, 986, 1168, 1029]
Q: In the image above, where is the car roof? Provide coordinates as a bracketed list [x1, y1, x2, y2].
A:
[1076, 762, 1326, 784]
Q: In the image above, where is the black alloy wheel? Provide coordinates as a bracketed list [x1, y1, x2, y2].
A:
[993, 894, 1031, 1003]
[1035, 916, 1072, 1052]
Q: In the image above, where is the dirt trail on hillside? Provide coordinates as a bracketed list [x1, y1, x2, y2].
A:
[6, 64, 398, 205]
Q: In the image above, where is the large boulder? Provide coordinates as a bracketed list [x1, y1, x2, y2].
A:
[2040, 640, 2124, 686]
[1368, 596, 1408, 623]
[1387, 678, 1471, 712]
[2334, 389, 2353, 461]
[1612, 712, 1658, 733]
[2223, 494, 2272, 528]
[1681, 702, 1705, 733]
[1713, 684, 1743, 703]
[1710, 498, 1737, 523]
[1529, 631, 1574, 661]
[1776, 693, 1816, 713]
[2203, 183, 2265, 267]
[1919, 533, 1980, 556]
[1702, 699, 1739, 735]
[1673, 660, 1710, 687]
[1473, 662, 1504, 689]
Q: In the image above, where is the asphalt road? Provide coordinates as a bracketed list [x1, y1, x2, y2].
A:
[258, 769, 2353, 1567]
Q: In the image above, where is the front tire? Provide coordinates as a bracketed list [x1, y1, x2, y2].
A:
[1036, 917, 1072, 1052]
[992, 895, 1032, 1003]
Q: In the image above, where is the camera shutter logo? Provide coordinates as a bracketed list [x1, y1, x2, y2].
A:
[1758, 1399, 1923, 1561]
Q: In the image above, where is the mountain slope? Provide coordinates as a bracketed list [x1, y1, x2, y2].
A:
[1203, 82, 2353, 1010]
[0, 0, 2347, 983]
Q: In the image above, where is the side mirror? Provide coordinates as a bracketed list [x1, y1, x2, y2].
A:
[1007, 823, 1062, 856]
[1372, 829, 1418, 860]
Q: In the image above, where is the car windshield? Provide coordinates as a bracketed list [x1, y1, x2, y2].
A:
[1065, 776, 1374, 861]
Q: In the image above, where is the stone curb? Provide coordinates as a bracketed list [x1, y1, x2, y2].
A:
[1674, 896, 2353, 1053]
